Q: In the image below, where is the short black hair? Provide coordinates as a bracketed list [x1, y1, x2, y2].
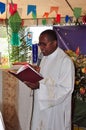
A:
[40, 29, 57, 42]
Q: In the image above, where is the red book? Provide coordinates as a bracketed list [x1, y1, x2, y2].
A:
[8, 64, 43, 83]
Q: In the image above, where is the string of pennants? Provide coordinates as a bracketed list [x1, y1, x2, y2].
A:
[0, 1, 86, 48]
[0, 1, 86, 25]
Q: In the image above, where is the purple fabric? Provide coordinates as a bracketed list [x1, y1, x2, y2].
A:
[53, 25, 86, 55]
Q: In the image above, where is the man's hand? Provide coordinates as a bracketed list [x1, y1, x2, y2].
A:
[24, 81, 39, 90]
[29, 64, 40, 73]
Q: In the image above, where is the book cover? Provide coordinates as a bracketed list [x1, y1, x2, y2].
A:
[8, 64, 43, 83]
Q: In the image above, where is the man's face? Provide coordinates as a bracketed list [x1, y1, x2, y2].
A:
[38, 34, 57, 56]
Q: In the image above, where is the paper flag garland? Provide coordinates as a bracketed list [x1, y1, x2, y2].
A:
[56, 14, 61, 23]
[42, 6, 58, 19]
[50, 6, 58, 14]
[0, 2, 5, 14]
[42, 12, 49, 25]
[42, 19, 47, 25]
[65, 15, 70, 23]
[27, 5, 37, 19]
[82, 15, 86, 24]
[43, 12, 49, 18]
[32, 12, 37, 19]
[73, 7, 82, 19]
[42, 6, 58, 25]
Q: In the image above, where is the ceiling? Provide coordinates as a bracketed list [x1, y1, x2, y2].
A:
[0, 0, 86, 19]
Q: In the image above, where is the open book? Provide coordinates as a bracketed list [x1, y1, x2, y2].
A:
[8, 64, 43, 83]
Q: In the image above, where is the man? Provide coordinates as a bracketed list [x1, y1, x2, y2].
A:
[25, 29, 75, 130]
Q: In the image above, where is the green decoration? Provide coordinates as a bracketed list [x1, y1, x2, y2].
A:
[8, 11, 22, 46]
[11, 32, 20, 46]
[8, 11, 22, 32]
[9, 30, 31, 63]
[73, 7, 82, 19]
[42, 19, 47, 25]
[32, 12, 37, 19]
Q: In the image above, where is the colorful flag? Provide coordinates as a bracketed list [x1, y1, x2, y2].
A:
[56, 14, 61, 23]
[73, 7, 82, 19]
[50, 6, 58, 14]
[43, 12, 49, 18]
[0, 2, 5, 14]
[27, 5, 37, 19]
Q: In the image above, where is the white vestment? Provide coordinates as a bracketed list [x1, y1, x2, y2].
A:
[31, 47, 75, 130]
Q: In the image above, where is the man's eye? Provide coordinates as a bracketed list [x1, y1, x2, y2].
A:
[38, 43, 46, 46]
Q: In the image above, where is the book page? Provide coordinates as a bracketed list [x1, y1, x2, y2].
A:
[16, 65, 28, 74]
[28, 65, 43, 76]
[16, 64, 43, 77]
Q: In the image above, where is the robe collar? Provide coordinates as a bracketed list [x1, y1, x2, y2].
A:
[43, 47, 60, 60]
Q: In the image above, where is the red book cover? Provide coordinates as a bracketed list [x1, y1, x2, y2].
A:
[8, 64, 43, 83]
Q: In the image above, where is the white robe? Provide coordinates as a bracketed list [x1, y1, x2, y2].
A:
[31, 47, 75, 130]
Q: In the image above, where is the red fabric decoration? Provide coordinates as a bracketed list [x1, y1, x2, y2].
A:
[9, 3, 17, 15]
[82, 15, 86, 24]
[55, 14, 61, 23]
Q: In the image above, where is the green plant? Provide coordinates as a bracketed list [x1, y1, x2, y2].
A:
[9, 27, 32, 64]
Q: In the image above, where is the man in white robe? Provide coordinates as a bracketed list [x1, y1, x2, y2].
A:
[25, 29, 75, 130]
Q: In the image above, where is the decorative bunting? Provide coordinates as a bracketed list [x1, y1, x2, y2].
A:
[43, 12, 49, 18]
[9, 3, 17, 15]
[42, 19, 47, 25]
[73, 7, 82, 19]
[42, 12, 49, 25]
[82, 15, 86, 24]
[42, 7, 58, 19]
[65, 15, 70, 23]
[0, 2, 5, 14]
[0, 2, 84, 26]
[32, 12, 37, 19]
[50, 6, 58, 14]
[27, 5, 37, 19]
[55, 14, 61, 23]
